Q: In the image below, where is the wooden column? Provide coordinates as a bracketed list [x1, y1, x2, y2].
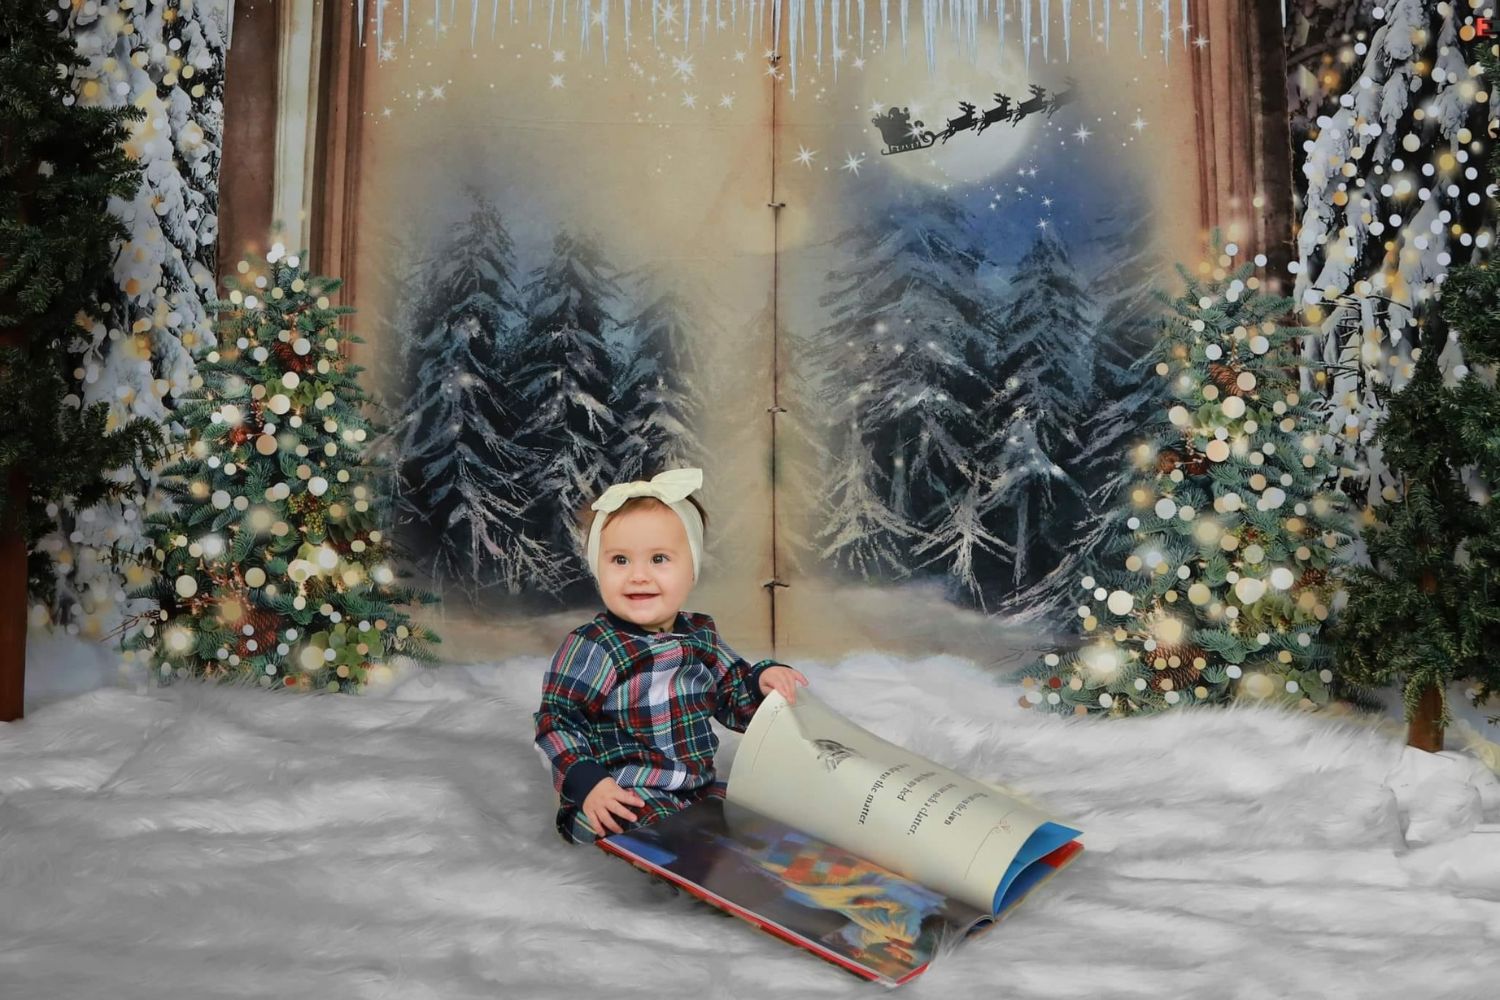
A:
[1188, 0, 1296, 294]
[308, 0, 372, 327]
[216, 0, 281, 280]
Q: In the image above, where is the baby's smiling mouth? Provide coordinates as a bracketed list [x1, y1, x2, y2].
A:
[625, 593, 659, 600]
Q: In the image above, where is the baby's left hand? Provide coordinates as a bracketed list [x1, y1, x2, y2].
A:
[759, 665, 809, 705]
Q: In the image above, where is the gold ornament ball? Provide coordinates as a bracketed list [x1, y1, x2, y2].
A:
[255, 435, 277, 455]
[1205, 439, 1231, 463]
[245, 567, 267, 588]
[174, 575, 198, 598]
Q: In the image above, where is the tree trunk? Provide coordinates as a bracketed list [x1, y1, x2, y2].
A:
[1407, 682, 1444, 752]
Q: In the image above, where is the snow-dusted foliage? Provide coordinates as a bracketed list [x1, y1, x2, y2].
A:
[1290, 0, 1497, 505]
[40, 1, 229, 640]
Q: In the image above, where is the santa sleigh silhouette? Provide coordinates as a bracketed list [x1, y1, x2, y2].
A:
[871, 107, 936, 155]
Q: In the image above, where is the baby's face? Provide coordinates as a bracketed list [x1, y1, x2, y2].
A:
[596, 501, 694, 634]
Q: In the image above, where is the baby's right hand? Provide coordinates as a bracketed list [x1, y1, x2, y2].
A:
[582, 778, 646, 836]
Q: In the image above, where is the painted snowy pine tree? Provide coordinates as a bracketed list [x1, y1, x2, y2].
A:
[611, 271, 706, 483]
[515, 231, 623, 587]
[1334, 46, 1500, 750]
[125, 252, 439, 692]
[814, 191, 996, 591]
[980, 228, 1093, 594]
[1018, 244, 1349, 717]
[396, 194, 553, 595]
[1007, 206, 1166, 618]
[1292, 0, 1495, 505]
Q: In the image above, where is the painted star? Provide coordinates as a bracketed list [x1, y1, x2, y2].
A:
[1073, 125, 1092, 143]
[549, 73, 566, 89]
[672, 55, 695, 81]
[853, 57, 865, 69]
[870, 101, 885, 114]
[1041, 196, 1053, 208]
[552, 50, 566, 63]
[1037, 219, 1050, 230]
[1131, 115, 1149, 132]
[1193, 34, 1210, 49]
[794, 145, 817, 167]
[430, 84, 446, 100]
[681, 92, 697, 108]
[719, 93, 735, 109]
[734, 50, 747, 63]
[841, 152, 865, 175]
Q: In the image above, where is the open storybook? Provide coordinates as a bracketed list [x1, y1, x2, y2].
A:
[596, 690, 1083, 986]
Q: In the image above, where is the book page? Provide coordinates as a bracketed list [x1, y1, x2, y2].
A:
[727, 691, 1051, 912]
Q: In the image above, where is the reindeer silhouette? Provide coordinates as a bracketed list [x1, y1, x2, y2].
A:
[939, 101, 978, 143]
[976, 93, 1013, 133]
[1009, 84, 1049, 126]
[1045, 79, 1077, 117]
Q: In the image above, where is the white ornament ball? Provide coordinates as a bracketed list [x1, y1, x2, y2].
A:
[1226, 665, 1243, 679]
[1234, 577, 1267, 604]
[211, 490, 231, 510]
[1155, 498, 1178, 520]
[1205, 344, 1223, 361]
[1098, 693, 1114, 709]
[1270, 567, 1295, 590]
[174, 575, 198, 598]
[1107, 590, 1134, 615]
[245, 567, 267, 588]
[1221, 396, 1246, 419]
[293, 338, 312, 356]
[282, 372, 300, 389]
[308, 476, 329, 497]
[1169, 405, 1191, 427]
[1250, 335, 1270, 354]
[268, 394, 291, 415]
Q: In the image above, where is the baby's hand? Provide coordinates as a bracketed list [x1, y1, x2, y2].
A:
[759, 665, 810, 705]
[582, 778, 646, 836]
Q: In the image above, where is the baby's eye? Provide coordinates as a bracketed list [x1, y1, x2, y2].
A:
[652, 553, 670, 564]
[610, 555, 627, 566]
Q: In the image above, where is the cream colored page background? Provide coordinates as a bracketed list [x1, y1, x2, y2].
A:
[352, 21, 777, 661]
[728, 690, 1049, 911]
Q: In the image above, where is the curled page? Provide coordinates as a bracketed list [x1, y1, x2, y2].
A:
[727, 690, 1067, 913]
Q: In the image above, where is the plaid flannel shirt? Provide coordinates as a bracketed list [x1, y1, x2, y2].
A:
[533, 610, 782, 820]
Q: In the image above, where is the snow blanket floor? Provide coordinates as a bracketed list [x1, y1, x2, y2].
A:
[4, 651, 1500, 1000]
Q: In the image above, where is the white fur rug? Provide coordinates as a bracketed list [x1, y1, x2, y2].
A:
[3, 647, 1500, 1000]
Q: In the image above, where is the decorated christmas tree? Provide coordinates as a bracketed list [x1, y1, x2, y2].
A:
[1019, 243, 1349, 716]
[124, 249, 438, 692]
[1333, 49, 1500, 750]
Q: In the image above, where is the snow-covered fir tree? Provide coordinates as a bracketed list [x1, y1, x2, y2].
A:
[611, 271, 707, 483]
[515, 231, 623, 586]
[1019, 246, 1349, 717]
[1292, 0, 1496, 506]
[397, 194, 554, 595]
[40, 0, 228, 640]
[981, 228, 1094, 593]
[812, 191, 996, 592]
[1008, 206, 1166, 617]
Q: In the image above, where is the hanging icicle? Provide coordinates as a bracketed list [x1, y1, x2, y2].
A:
[378, 0, 1199, 81]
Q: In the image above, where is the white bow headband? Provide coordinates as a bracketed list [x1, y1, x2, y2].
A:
[585, 468, 705, 580]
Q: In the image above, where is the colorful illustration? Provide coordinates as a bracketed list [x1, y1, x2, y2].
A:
[606, 798, 985, 983]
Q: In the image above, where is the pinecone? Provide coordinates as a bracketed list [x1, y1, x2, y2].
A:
[272, 339, 319, 375]
[1208, 361, 1246, 395]
[235, 605, 282, 660]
